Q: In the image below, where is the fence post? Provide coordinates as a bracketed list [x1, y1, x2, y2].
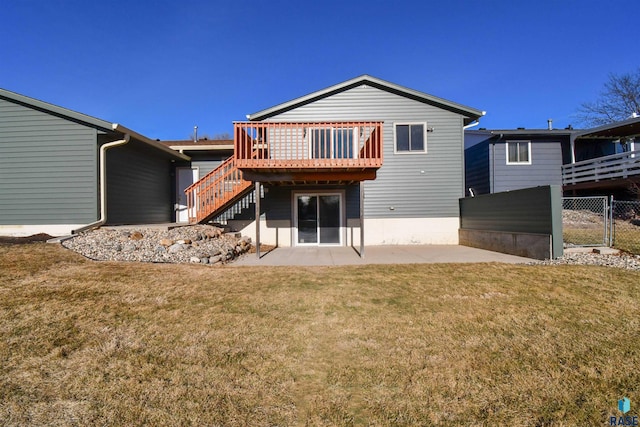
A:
[609, 195, 615, 247]
[603, 197, 608, 246]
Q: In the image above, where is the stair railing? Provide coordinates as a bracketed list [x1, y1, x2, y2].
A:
[185, 157, 252, 223]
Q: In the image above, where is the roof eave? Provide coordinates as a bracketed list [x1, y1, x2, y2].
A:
[166, 144, 234, 151]
[112, 124, 190, 161]
[0, 87, 114, 132]
[574, 116, 640, 139]
[247, 75, 485, 123]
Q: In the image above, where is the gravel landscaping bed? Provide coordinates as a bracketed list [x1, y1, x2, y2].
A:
[531, 250, 640, 270]
[61, 225, 251, 265]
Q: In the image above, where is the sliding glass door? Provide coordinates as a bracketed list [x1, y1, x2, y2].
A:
[309, 128, 356, 160]
[295, 193, 342, 245]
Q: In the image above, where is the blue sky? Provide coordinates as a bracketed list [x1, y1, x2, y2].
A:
[1, 0, 637, 140]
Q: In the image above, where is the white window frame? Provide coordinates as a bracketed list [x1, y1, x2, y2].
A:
[307, 127, 358, 160]
[292, 190, 345, 247]
[505, 140, 532, 165]
[394, 122, 427, 154]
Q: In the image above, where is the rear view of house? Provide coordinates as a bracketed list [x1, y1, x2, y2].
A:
[186, 75, 485, 249]
[1, 76, 485, 246]
[0, 89, 188, 237]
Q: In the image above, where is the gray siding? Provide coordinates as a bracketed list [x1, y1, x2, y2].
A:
[189, 151, 233, 179]
[491, 141, 563, 193]
[262, 85, 466, 218]
[0, 97, 98, 224]
[106, 139, 172, 224]
[464, 141, 490, 195]
[264, 184, 360, 223]
[192, 160, 224, 180]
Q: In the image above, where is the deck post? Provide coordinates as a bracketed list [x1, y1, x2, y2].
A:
[255, 181, 261, 259]
[360, 182, 365, 258]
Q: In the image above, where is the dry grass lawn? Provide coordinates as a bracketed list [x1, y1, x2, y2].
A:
[1, 243, 639, 426]
[564, 225, 640, 254]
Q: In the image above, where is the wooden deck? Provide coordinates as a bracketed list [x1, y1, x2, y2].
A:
[563, 150, 640, 189]
[186, 121, 385, 223]
[234, 121, 383, 182]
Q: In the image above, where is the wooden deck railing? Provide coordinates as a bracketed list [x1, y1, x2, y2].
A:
[234, 121, 383, 169]
[562, 150, 640, 185]
[185, 156, 252, 223]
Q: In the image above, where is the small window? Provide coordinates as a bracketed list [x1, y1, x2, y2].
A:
[395, 123, 426, 153]
[506, 141, 531, 164]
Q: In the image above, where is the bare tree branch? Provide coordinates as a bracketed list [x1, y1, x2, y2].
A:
[577, 68, 640, 126]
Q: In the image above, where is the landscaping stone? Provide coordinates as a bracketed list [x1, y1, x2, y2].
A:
[168, 243, 184, 254]
[129, 231, 144, 240]
[204, 228, 223, 239]
[531, 251, 640, 270]
[159, 238, 173, 247]
[62, 225, 250, 265]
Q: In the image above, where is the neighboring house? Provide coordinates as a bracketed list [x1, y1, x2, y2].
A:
[563, 117, 640, 195]
[0, 88, 189, 237]
[465, 117, 640, 196]
[464, 128, 572, 195]
[185, 75, 485, 248]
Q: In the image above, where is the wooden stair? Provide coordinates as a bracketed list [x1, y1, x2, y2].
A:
[185, 157, 253, 224]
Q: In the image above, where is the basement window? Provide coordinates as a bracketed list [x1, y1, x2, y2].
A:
[506, 141, 531, 164]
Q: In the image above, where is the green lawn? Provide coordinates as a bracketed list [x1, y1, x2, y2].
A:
[1, 243, 639, 426]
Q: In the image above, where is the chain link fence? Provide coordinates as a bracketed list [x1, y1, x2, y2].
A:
[562, 197, 609, 247]
[611, 199, 640, 254]
[562, 197, 640, 254]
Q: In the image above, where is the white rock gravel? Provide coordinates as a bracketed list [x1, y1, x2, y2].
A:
[62, 225, 251, 265]
[530, 251, 640, 271]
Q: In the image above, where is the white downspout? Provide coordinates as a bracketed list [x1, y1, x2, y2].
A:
[463, 120, 481, 130]
[72, 133, 131, 234]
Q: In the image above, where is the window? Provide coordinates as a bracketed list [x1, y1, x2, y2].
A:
[309, 127, 356, 159]
[506, 141, 531, 164]
[394, 123, 426, 153]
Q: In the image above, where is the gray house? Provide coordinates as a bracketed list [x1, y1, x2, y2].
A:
[464, 129, 572, 195]
[185, 75, 485, 247]
[0, 88, 189, 237]
[465, 117, 640, 197]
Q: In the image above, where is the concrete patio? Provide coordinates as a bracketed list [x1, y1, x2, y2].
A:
[233, 245, 534, 266]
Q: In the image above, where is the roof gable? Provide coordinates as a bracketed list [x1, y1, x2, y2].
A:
[248, 75, 485, 125]
[0, 88, 189, 161]
[0, 88, 114, 132]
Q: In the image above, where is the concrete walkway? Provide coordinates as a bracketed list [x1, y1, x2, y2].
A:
[233, 245, 534, 266]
